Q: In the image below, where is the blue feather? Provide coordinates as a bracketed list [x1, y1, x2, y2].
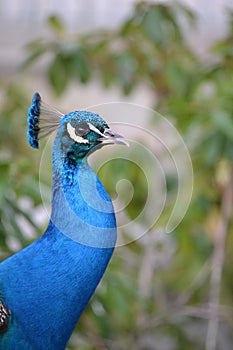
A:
[27, 92, 41, 148]
[0, 93, 127, 349]
[27, 92, 63, 149]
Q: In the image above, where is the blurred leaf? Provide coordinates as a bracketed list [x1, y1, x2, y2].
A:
[212, 38, 233, 57]
[142, 5, 181, 47]
[165, 61, 193, 97]
[203, 131, 225, 166]
[113, 52, 138, 94]
[71, 48, 91, 84]
[48, 15, 65, 34]
[224, 139, 233, 161]
[212, 110, 233, 141]
[48, 52, 70, 95]
[22, 46, 47, 69]
[102, 67, 116, 88]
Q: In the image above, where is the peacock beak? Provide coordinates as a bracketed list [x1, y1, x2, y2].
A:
[98, 128, 129, 146]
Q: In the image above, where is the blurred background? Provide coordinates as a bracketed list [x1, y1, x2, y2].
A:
[0, 0, 233, 349]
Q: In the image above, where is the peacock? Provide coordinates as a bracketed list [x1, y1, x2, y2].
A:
[0, 92, 128, 350]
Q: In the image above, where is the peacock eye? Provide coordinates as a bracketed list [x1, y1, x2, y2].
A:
[75, 121, 90, 136]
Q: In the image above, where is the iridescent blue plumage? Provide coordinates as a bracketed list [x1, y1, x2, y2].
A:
[27, 92, 41, 148]
[0, 93, 127, 349]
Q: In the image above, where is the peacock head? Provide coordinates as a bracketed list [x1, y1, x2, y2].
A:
[27, 92, 128, 161]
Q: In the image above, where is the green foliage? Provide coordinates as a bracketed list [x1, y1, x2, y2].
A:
[1, 1, 233, 349]
[24, 3, 196, 97]
[0, 85, 49, 258]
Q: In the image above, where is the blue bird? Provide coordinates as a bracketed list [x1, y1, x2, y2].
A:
[0, 93, 127, 350]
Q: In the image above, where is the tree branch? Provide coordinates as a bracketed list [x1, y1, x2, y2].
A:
[205, 166, 233, 350]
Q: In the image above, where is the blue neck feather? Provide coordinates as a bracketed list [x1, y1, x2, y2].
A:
[51, 132, 117, 248]
[0, 134, 117, 349]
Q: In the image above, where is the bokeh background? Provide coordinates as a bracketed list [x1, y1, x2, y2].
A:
[1, 1, 233, 349]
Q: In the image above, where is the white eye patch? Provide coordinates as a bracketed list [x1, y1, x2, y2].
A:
[87, 123, 105, 137]
[67, 123, 90, 144]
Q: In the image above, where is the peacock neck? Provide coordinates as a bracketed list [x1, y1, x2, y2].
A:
[50, 151, 117, 248]
[0, 153, 117, 350]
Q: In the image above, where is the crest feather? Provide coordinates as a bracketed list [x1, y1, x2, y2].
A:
[27, 92, 63, 149]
